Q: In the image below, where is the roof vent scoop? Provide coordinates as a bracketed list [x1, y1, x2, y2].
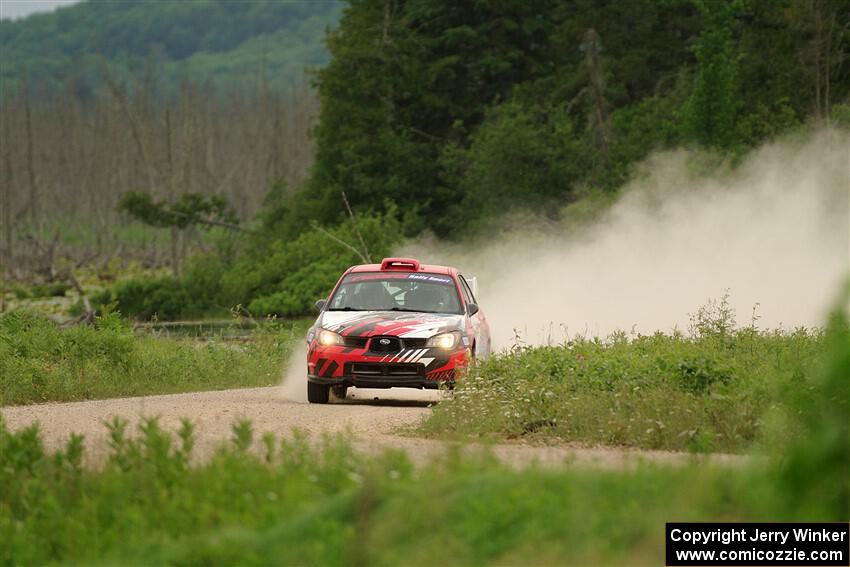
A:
[380, 258, 421, 271]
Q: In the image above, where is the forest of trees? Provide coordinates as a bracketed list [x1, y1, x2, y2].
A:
[1, 80, 317, 277]
[2, 0, 849, 320]
[1, 1, 334, 280]
[0, 0, 342, 95]
[286, 0, 849, 239]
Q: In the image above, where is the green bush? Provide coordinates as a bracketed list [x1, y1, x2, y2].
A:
[0, 311, 306, 405]
[29, 282, 72, 298]
[91, 265, 236, 321]
[238, 207, 404, 317]
[423, 299, 824, 452]
[445, 99, 589, 228]
[99, 207, 405, 321]
[777, 296, 850, 519]
[93, 276, 197, 321]
[11, 284, 30, 300]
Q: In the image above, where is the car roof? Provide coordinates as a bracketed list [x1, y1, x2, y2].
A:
[348, 258, 456, 276]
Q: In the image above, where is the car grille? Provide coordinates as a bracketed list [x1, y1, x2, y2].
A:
[349, 363, 423, 377]
[342, 336, 423, 349]
[343, 336, 368, 349]
[368, 336, 402, 353]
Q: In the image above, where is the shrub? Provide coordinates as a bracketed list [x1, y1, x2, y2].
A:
[0, 310, 306, 405]
[107, 276, 191, 320]
[93, 208, 404, 321]
[29, 282, 72, 298]
[445, 99, 589, 230]
[1, 311, 133, 404]
[423, 299, 824, 452]
[238, 207, 404, 317]
[92, 275, 213, 321]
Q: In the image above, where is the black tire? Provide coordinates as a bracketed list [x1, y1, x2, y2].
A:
[307, 382, 330, 404]
[331, 385, 348, 400]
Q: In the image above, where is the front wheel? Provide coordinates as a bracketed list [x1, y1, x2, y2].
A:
[307, 382, 330, 404]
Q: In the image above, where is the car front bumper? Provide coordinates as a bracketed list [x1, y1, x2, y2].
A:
[307, 374, 453, 389]
[308, 359, 457, 389]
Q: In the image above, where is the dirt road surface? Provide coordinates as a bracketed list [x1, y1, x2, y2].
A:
[2, 386, 744, 468]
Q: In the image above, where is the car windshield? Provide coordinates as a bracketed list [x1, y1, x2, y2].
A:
[327, 272, 462, 314]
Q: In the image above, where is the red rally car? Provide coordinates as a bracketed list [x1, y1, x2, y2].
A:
[306, 257, 491, 403]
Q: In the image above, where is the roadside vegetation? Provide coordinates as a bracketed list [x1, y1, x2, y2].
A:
[0, 311, 307, 406]
[1, 303, 846, 565]
[84, 207, 405, 320]
[423, 296, 826, 453]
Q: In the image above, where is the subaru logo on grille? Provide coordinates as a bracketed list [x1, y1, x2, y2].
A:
[379, 338, 391, 346]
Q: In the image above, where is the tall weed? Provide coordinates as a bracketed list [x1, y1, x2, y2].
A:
[0, 312, 307, 405]
[423, 297, 824, 452]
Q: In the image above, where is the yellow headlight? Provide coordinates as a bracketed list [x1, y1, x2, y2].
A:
[426, 332, 459, 349]
[318, 329, 344, 346]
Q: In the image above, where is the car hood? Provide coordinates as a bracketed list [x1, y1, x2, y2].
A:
[319, 310, 465, 338]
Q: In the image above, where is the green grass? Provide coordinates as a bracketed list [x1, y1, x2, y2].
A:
[0, 299, 846, 565]
[423, 296, 825, 453]
[0, 418, 843, 566]
[0, 311, 309, 406]
[23, 219, 175, 250]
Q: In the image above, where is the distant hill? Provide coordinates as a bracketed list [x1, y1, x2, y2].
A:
[0, 0, 343, 96]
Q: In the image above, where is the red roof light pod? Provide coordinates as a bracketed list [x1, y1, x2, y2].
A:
[380, 257, 422, 271]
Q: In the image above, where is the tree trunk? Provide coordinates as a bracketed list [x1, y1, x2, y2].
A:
[24, 89, 38, 227]
[170, 225, 180, 278]
[2, 109, 13, 275]
[582, 28, 611, 177]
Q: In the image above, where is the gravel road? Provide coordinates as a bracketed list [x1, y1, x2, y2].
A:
[1, 386, 744, 468]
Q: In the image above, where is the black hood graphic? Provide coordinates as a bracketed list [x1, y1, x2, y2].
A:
[319, 310, 465, 337]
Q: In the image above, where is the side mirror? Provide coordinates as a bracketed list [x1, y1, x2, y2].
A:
[314, 299, 327, 312]
[466, 302, 479, 316]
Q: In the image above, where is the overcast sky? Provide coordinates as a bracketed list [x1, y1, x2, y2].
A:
[0, 0, 80, 20]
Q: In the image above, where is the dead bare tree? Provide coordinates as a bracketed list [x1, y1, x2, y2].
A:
[23, 83, 39, 227]
[0, 64, 319, 278]
[311, 192, 373, 264]
[581, 28, 611, 170]
[342, 191, 371, 263]
[798, 0, 850, 122]
[312, 222, 370, 264]
[2, 108, 13, 274]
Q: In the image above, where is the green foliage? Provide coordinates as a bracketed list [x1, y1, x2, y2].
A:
[445, 99, 589, 227]
[831, 103, 850, 129]
[0, 310, 306, 405]
[1, 301, 846, 564]
[103, 207, 404, 320]
[301, 0, 569, 238]
[118, 190, 237, 230]
[684, 0, 740, 148]
[8, 0, 846, 270]
[777, 291, 850, 520]
[2, 365, 847, 566]
[28, 282, 72, 298]
[95, 276, 197, 321]
[295, 0, 847, 238]
[0, 0, 341, 95]
[607, 86, 689, 179]
[240, 208, 405, 317]
[423, 298, 824, 452]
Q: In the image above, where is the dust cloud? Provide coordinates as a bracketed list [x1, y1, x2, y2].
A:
[280, 343, 308, 403]
[399, 129, 850, 350]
